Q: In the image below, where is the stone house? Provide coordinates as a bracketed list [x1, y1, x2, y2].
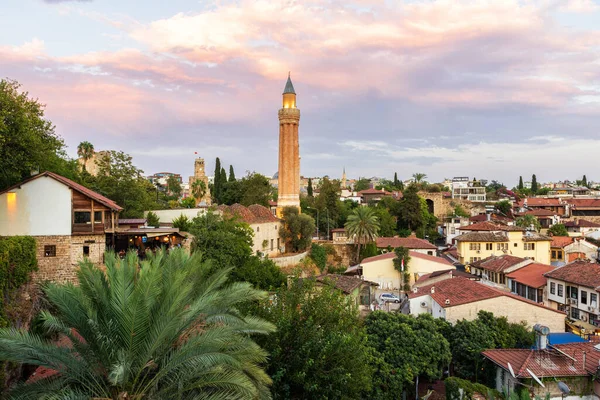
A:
[455, 222, 552, 265]
[545, 261, 600, 326]
[353, 251, 454, 290]
[408, 277, 565, 331]
[564, 219, 600, 237]
[315, 274, 378, 310]
[0, 171, 122, 283]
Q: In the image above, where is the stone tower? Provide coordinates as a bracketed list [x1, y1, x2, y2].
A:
[276, 73, 301, 217]
[188, 157, 211, 206]
[342, 167, 347, 189]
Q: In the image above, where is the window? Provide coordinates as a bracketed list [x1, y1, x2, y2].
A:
[277, 238, 280, 249]
[524, 243, 535, 251]
[44, 245, 56, 257]
[514, 243, 518, 247]
[592, 293, 598, 307]
[550, 282, 556, 295]
[558, 284, 563, 297]
[497, 243, 508, 251]
[94, 211, 103, 223]
[469, 243, 481, 251]
[270, 239, 274, 251]
[582, 290, 588, 305]
[451, 227, 456, 234]
[74, 211, 91, 224]
[83, 246, 90, 257]
[486, 243, 493, 251]
[551, 250, 557, 259]
[256, 227, 260, 232]
[427, 251, 433, 256]
[557, 250, 563, 260]
[571, 307, 580, 320]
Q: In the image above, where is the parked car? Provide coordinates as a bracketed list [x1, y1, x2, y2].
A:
[379, 293, 400, 303]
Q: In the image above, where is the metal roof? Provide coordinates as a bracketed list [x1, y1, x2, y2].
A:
[283, 73, 295, 94]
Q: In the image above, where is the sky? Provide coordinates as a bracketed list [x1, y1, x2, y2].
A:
[3, 0, 600, 186]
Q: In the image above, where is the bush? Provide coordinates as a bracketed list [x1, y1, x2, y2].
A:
[310, 243, 327, 271]
[172, 214, 191, 232]
[445, 377, 500, 400]
[146, 211, 160, 227]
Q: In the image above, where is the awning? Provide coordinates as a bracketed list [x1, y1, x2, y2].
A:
[145, 233, 166, 238]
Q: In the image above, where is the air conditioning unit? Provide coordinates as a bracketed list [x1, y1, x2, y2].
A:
[582, 315, 588, 322]
[568, 298, 577, 305]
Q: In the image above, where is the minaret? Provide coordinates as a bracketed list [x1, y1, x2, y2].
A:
[342, 167, 347, 189]
[276, 73, 301, 217]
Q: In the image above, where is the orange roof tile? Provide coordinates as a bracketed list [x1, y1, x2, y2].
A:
[376, 236, 437, 250]
[471, 255, 528, 273]
[544, 260, 600, 289]
[551, 236, 574, 248]
[506, 263, 555, 288]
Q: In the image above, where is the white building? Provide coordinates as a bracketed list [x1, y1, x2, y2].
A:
[451, 177, 486, 202]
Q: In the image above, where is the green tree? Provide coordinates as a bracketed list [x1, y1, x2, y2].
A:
[0, 249, 274, 398]
[179, 196, 196, 208]
[146, 211, 160, 227]
[314, 177, 341, 235]
[393, 246, 411, 291]
[230, 256, 285, 291]
[345, 207, 380, 262]
[189, 211, 254, 270]
[393, 172, 400, 188]
[531, 174, 538, 194]
[412, 172, 427, 183]
[453, 204, 470, 218]
[515, 214, 541, 232]
[91, 150, 158, 218]
[221, 179, 243, 205]
[253, 277, 374, 399]
[172, 214, 191, 231]
[229, 164, 236, 182]
[398, 184, 423, 232]
[548, 223, 568, 236]
[338, 198, 359, 228]
[239, 172, 272, 207]
[212, 157, 222, 203]
[310, 243, 328, 271]
[279, 206, 315, 253]
[220, 166, 227, 188]
[0, 79, 79, 190]
[354, 178, 371, 191]
[165, 175, 182, 198]
[365, 313, 451, 398]
[76, 141, 94, 172]
[372, 206, 397, 237]
[518, 176, 524, 190]
[191, 179, 206, 203]
[495, 200, 512, 216]
[307, 177, 313, 197]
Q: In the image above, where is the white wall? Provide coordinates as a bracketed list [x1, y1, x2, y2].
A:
[0, 176, 71, 236]
[147, 208, 207, 224]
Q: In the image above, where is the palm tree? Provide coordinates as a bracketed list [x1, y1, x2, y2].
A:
[77, 141, 94, 172]
[412, 172, 427, 184]
[0, 249, 274, 399]
[191, 179, 206, 204]
[345, 207, 380, 262]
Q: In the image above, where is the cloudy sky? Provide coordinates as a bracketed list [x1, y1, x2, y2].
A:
[3, 0, 600, 185]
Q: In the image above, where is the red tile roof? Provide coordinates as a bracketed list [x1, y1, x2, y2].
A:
[506, 263, 555, 288]
[0, 171, 123, 211]
[459, 221, 524, 232]
[551, 236, 574, 248]
[358, 188, 392, 196]
[218, 204, 279, 224]
[484, 342, 600, 378]
[517, 209, 557, 217]
[376, 236, 437, 250]
[565, 199, 600, 209]
[517, 198, 563, 207]
[564, 219, 600, 228]
[409, 277, 563, 314]
[454, 232, 509, 243]
[315, 274, 378, 294]
[544, 260, 600, 289]
[471, 255, 528, 273]
[361, 250, 449, 265]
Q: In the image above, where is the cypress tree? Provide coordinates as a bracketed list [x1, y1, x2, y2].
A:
[213, 157, 222, 203]
[583, 175, 588, 187]
[518, 176, 524, 190]
[220, 167, 227, 189]
[229, 165, 236, 182]
[394, 172, 399, 188]
[307, 178, 313, 197]
[531, 174, 538, 194]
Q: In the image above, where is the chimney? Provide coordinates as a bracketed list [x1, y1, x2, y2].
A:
[533, 324, 550, 350]
[445, 299, 450, 305]
[431, 286, 435, 294]
[487, 213, 491, 222]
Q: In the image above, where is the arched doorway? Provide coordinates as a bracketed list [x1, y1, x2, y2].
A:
[426, 199, 434, 215]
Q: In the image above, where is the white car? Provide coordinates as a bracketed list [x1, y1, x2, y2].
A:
[379, 293, 401, 303]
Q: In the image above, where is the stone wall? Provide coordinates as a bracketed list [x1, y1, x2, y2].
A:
[271, 251, 308, 268]
[419, 191, 489, 220]
[33, 234, 106, 284]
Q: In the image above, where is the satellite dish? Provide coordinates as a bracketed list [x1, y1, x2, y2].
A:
[507, 362, 516, 379]
[527, 369, 545, 388]
[557, 381, 570, 395]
